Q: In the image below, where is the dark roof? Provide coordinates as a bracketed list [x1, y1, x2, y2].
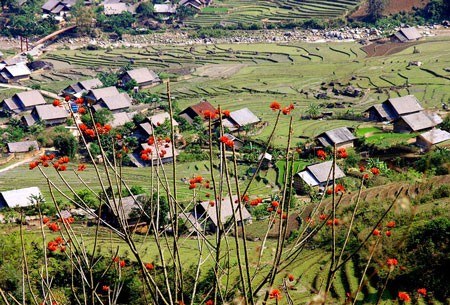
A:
[369, 104, 396, 121]
[386, 95, 423, 117]
[0, 187, 43, 209]
[317, 127, 356, 146]
[35, 104, 68, 121]
[396, 111, 442, 132]
[42, 0, 59, 11]
[7, 140, 39, 153]
[181, 101, 216, 119]
[417, 128, 450, 145]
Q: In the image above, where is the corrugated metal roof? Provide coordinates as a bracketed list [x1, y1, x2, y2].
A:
[125, 68, 160, 84]
[397, 111, 442, 132]
[35, 104, 68, 121]
[0, 187, 43, 209]
[89, 86, 120, 100]
[418, 128, 450, 145]
[15, 90, 46, 108]
[110, 112, 133, 127]
[7, 140, 39, 153]
[42, 0, 59, 10]
[229, 108, 260, 127]
[100, 93, 132, 111]
[4, 64, 31, 77]
[299, 161, 345, 185]
[386, 95, 423, 117]
[399, 27, 421, 40]
[320, 127, 356, 145]
[198, 195, 251, 227]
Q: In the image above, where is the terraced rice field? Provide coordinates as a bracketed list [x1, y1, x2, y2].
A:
[185, 0, 361, 27]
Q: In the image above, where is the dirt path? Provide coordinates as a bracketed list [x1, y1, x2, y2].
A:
[0, 152, 44, 175]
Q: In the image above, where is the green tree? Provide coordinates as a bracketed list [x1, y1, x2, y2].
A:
[71, 0, 95, 35]
[53, 133, 78, 158]
[136, 1, 154, 18]
[96, 71, 118, 87]
[306, 103, 320, 119]
[367, 0, 386, 20]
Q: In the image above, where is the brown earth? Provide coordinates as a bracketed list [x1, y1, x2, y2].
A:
[361, 40, 423, 57]
[351, 0, 432, 19]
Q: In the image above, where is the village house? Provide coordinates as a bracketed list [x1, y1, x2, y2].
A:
[0, 64, 32, 83]
[223, 133, 244, 150]
[189, 195, 252, 233]
[120, 67, 161, 89]
[23, 104, 68, 126]
[365, 95, 424, 122]
[179, 0, 210, 10]
[7, 140, 39, 153]
[103, 1, 137, 15]
[316, 127, 357, 149]
[393, 111, 442, 134]
[391, 27, 422, 43]
[0, 187, 43, 209]
[416, 128, 450, 151]
[179, 100, 216, 124]
[101, 195, 149, 229]
[62, 78, 103, 98]
[109, 112, 135, 128]
[1, 90, 47, 115]
[85, 86, 132, 113]
[41, 0, 78, 18]
[222, 108, 261, 132]
[293, 161, 345, 194]
[258, 152, 273, 170]
[140, 141, 179, 165]
[154, 3, 177, 15]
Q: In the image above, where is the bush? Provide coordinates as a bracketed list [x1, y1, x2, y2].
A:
[432, 184, 450, 199]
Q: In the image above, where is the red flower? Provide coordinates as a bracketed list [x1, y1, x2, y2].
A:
[76, 98, 84, 104]
[64, 96, 70, 101]
[326, 189, 333, 195]
[335, 184, 345, 194]
[387, 258, 398, 266]
[147, 136, 155, 145]
[78, 123, 88, 131]
[48, 154, 55, 160]
[77, 164, 87, 171]
[145, 263, 154, 270]
[242, 195, 249, 202]
[113, 256, 120, 263]
[52, 100, 61, 107]
[55, 237, 63, 244]
[267, 207, 273, 212]
[338, 149, 348, 158]
[203, 110, 217, 120]
[222, 110, 230, 117]
[282, 106, 291, 115]
[287, 274, 295, 281]
[205, 193, 210, 198]
[194, 176, 203, 183]
[225, 140, 234, 148]
[417, 288, 427, 296]
[59, 156, 69, 163]
[250, 199, 259, 206]
[58, 165, 67, 171]
[119, 260, 126, 268]
[363, 173, 369, 180]
[47, 241, 58, 252]
[219, 135, 228, 143]
[371, 167, 380, 175]
[43, 217, 49, 224]
[398, 292, 411, 302]
[269, 289, 282, 300]
[205, 300, 213, 305]
[373, 229, 380, 236]
[359, 166, 365, 172]
[271, 201, 279, 207]
[385, 231, 392, 237]
[116, 134, 122, 140]
[48, 223, 60, 232]
[319, 214, 327, 220]
[270, 102, 281, 111]
[317, 150, 327, 160]
[78, 107, 86, 114]
[29, 162, 38, 170]
[189, 184, 196, 189]
[102, 285, 109, 292]
[386, 221, 395, 228]
[209, 201, 215, 207]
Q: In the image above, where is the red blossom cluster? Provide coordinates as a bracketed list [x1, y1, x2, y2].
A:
[64, 96, 70, 102]
[53, 156, 70, 171]
[417, 288, 427, 296]
[145, 263, 154, 270]
[250, 197, 263, 206]
[319, 213, 327, 220]
[398, 292, 411, 302]
[48, 222, 61, 232]
[52, 100, 62, 107]
[47, 236, 66, 253]
[75, 98, 84, 105]
[287, 274, 295, 281]
[326, 184, 345, 195]
[270, 102, 281, 111]
[77, 164, 87, 171]
[271, 201, 279, 208]
[371, 167, 380, 175]
[219, 135, 234, 148]
[112, 256, 126, 267]
[140, 147, 153, 161]
[60, 216, 75, 225]
[102, 285, 110, 292]
[281, 104, 295, 115]
[326, 218, 339, 226]
[188, 176, 204, 190]
[203, 110, 217, 120]
[337, 148, 348, 158]
[78, 107, 86, 114]
[317, 150, 327, 160]
[373, 221, 396, 237]
[205, 300, 213, 305]
[387, 258, 398, 267]
[269, 288, 282, 300]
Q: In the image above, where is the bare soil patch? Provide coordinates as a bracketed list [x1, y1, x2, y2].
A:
[351, 0, 431, 19]
[361, 40, 422, 57]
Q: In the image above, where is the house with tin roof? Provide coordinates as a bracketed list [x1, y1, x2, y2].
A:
[93, 94, 132, 113]
[393, 111, 442, 133]
[392, 27, 422, 43]
[23, 104, 68, 126]
[62, 78, 103, 97]
[7, 140, 39, 153]
[222, 108, 260, 132]
[0, 64, 31, 83]
[179, 100, 216, 124]
[365, 95, 424, 122]
[120, 68, 161, 89]
[154, 3, 177, 14]
[416, 128, 450, 151]
[0, 187, 43, 209]
[293, 161, 345, 194]
[316, 127, 357, 149]
[1, 90, 47, 115]
[103, 1, 137, 15]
